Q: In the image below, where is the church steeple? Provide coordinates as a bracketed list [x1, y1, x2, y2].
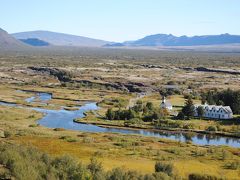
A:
[160, 95, 172, 111]
[162, 96, 166, 103]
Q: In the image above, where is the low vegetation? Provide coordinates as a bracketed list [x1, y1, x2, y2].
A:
[0, 143, 179, 180]
[0, 50, 240, 179]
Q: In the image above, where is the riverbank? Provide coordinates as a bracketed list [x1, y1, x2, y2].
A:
[1, 85, 239, 147]
[1, 102, 240, 179]
[74, 118, 240, 139]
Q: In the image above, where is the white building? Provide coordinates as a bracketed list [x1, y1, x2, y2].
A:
[160, 96, 173, 111]
[194, 104, 233, 119]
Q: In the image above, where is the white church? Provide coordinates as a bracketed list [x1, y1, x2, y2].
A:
[194, 104, 233, 119]
[160, 96, 173, 111]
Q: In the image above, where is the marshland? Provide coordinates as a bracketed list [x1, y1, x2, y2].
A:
[1, 49, 240, 179]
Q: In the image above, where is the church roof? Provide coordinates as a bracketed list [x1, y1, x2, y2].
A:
[195, 104, 233, 114]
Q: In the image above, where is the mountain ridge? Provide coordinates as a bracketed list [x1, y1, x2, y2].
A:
[0, 28, 29, 49]
[1, 27, 240, 50]
[105, 33, 240, 47]
[12, 30, 110, 47]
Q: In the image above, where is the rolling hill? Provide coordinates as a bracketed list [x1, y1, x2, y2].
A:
[12, 30, 110, 47]
[0, 28, 28, 49]
[106, 34, 240, 47]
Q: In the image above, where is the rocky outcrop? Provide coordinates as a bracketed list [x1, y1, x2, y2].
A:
[179, 67, 194, 71]
[75, 80, 149, 93]
[194, 67, 240, 75]
[140, 64, 164, 69]
[28, 66, 152, 93]
[179, 66, 240, 75]
[28, 67, 72, 82]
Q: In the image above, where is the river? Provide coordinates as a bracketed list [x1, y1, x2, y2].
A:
[0, 90, 240, 148]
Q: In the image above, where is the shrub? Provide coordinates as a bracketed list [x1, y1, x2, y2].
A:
[166, 148, 182, 155]
[106, 108, 115, 120]
[29, 124, 39, 127]
[124, 118, 142, 126]
[154, 119, 182, 129]
[152, 172, 172, 180]
[176, 112, 185, 120]
[0, 172, 12, 180]
[225, 161, 240, 170]
[106, 108, 137, 121]
[3, 131, 12, 138]
[28, 114, 35, 118]
[83, 137, 95, 143]
[52, 156, 89, 179]
[206, 126, 217, 132]
[0, 143, 93, 180]
[155, 162, 173, 176]
[59, 136, 77, 142]
[87, 157, 104, 179]
[189, 173, 219, 180]
[183, 123, 194, 129]
[145, 102, 154, 111]
[54, 128, 65, 131]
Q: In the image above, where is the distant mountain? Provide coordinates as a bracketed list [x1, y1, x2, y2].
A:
[108, 34, 240, 47]
[103, 43, 125, 47]
[19, 38, 50, 46]
[12, 31, 110, 47]
[0, 28, 28, 49]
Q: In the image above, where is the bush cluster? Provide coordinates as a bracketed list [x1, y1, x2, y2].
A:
[106, 100, 167, 123]
[0, 143, 178, 180]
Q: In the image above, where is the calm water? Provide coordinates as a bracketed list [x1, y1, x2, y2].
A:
[1, 91, 240, 148]
[17, 90, 52, 103]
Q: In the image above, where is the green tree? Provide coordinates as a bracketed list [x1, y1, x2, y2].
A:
[152, 110, 161, 120]
[106, 109, 115, 120]
[176, 112, 185, 120]
[197, 106, 204, 119]
[133, 100, 143, 112]
[146, 102, 154, 111]
[201, 89, 240, 114]
[182, 97, 195, 119]
[128, 109, 137, 119]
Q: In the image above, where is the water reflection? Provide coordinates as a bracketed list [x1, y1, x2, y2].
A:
[0, 91, 240, 148]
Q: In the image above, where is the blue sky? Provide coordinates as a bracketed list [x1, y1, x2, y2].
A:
[1, 0, 239, 42]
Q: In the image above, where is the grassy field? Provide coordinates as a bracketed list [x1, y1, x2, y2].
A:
[1, 50, 240, 179]
[5, 132, 240, 179]
[0, 84, 239, 179]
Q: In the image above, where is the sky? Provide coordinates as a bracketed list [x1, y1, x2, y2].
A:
[1, 0, 240, 42]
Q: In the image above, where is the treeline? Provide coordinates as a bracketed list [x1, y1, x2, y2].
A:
[106, 100, 168, 122]
[201, 89, 240, 114]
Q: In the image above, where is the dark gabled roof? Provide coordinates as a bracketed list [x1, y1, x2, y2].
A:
[195, 104, 233, 114]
